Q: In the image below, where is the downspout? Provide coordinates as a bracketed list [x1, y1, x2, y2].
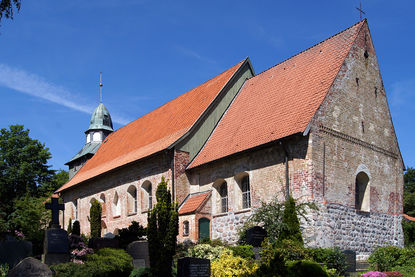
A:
[280, 141, 290, 200]
[171, 150, 175, 202]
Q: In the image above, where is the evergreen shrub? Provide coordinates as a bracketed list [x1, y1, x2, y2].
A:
[286, 260, 328, 277]
[229, 245, 255, 259]
[307, 247, 347, 275]
[118, 221, 146, 249]
[129, 267, 151, 277]
[368, 246, 403, 272]
[89, 200, 102, 239]
[187, 244, 230, 261]
[147, 177, 178, 277]
[278, 196, 303, 245]
[211, 252, 258, 277]
[67, 218, 72, 234]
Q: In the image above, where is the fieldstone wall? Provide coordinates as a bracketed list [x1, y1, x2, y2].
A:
[212, 210, 251, 244]
[302, 203, 403, 260]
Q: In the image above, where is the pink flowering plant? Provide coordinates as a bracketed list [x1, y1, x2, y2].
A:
[69, 235, 93, 263]
[14, 230, 25, 240]
[360, 272, 387, 277]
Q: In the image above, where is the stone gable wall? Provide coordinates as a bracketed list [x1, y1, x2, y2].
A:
[305, 23, 404, 254]
[61, 152, 172, 235]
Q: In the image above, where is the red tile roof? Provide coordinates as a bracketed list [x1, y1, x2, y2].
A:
[188, 20, 366, 169]
[57, 60, 246, 192]
[179, 191, 211, 215]
[403, 214, 415, 222]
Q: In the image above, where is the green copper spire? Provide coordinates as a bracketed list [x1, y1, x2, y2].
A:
[87, 103, 114, 132]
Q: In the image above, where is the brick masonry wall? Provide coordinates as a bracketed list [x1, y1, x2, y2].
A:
[186, 135, 312, 244]
[61, 152, 172, 235]
[307, 23, 404, 254]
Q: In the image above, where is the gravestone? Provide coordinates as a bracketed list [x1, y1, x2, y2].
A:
[342, 250, 356, 273]
[246, 226, 267, 247]
[126, 240, 150, 268]
[246, 226, 267, 260]
[7, 257, 52, 277]
[88, 237, 119, 250]
[177, 257, 210, 277]
[42, 197, 70, 265]
[103, 232, 116, 239]
[0, 239, 32, 268]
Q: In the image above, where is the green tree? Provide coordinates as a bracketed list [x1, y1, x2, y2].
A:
[278, 196, 304, 245]
[8, 194, 51, 255]
[403, 168, 415, 246]
[38, 170, 69, 196]
[0, 0, 21, 23]
[0, 125, 54, 227]
[147, 177, 178, 277]
[404, 168, 415, 216]
[90, 199, 102, 239]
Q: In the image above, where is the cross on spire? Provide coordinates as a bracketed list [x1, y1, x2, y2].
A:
[356, 2, 366, 20]
[99, 72, 103, 103]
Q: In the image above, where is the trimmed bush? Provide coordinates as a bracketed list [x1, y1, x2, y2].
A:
[307, 247, 347, 275]
[51, 262, 94, 277]
[211, 252, 258, 277]
[286, 260, 328, 277]
[275, 239, 309, 262]
[119, 221, 146, 249]
[229, 245, 255, 259]
[87, 248, 133, 276]
[187, 244, 230, 261]
[368, 246, 403, 272]
[129, 267, 151, 277]
[254, 250, 288, 277]
[90, 200, 102, 239]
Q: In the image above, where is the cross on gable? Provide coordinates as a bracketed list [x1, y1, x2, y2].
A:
[45, 197, 65, 229]
[356, 2, 366, 20]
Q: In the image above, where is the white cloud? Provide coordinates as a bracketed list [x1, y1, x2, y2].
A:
[0, 64, 130, 125]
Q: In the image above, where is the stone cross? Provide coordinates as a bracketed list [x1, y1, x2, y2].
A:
[45, 197, 64, 229]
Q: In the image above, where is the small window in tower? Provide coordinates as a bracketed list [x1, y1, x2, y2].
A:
[361, 121, 365, 133]
[356, 78, 359, 86]
[375, 87, 378, 98]
[364, 50, 369, 59]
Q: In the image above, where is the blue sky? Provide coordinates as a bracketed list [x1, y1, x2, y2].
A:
[0, 0, 414, 171]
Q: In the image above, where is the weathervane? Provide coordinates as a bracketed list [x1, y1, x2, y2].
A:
[356, 2, 366, 20]
[99, 72, 103, 103]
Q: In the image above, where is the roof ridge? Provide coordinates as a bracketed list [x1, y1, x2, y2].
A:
[253, 19, 366, 78]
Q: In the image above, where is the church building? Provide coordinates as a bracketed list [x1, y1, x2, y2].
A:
[56, 20, 404, 259]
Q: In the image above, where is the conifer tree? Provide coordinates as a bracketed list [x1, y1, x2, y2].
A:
[67, 218, 72, 234]
[147, 177, 178, 277]
[278, 196, 304, 245]
[90, 199, 102, 238]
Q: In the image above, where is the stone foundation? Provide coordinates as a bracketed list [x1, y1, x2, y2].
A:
[212, 210, 251, 244]
[302, 203, 403, 258]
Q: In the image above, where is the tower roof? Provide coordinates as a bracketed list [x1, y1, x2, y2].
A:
[87, 103, 114, 132]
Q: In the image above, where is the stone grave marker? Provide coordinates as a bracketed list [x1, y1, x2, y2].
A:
[246, 226, 267, 247]
[0, 239, 32, 268]
[177, 257, 210, 277]
[42, 198, 70, 265]
[246, 226, 267, 260]
[126, 240, 150, 268]
[7, 257, 52, 277]
[342, 249, 356, 273]
[89, 237, 119, 250]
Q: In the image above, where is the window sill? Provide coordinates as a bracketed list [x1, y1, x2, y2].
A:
[128, 212, 137, 217]
[235, 208, 251, 215]
[141, 210, 149, 214]
[183, 233, 189, 237]
[101, 215, 106, 219]
[356, 209, 370, 216]
[113, 215, 121, 219]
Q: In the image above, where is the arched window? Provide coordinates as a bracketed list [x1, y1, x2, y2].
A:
[183, 221, 189, 236]
[72, 200, 78, 220]
[241, 176, 251, 209]
[113, 192, 121, 217]
[100, 193, 106, 217]
[127, 185, 137, 214]
[220, 182, 228, 213]
[142, 181, 153, 211]
[101, 220, 107, 236]
[355, 172, 370, 212]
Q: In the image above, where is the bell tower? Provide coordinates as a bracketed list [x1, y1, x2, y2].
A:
[65, 73, 114, 179]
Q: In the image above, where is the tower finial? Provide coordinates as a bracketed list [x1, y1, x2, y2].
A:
[99, 72, 103, 103]
[356, 1, 366, 20]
